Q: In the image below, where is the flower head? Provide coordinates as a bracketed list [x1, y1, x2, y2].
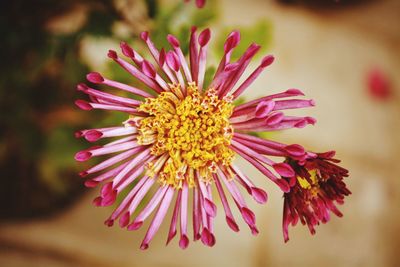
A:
[282, 151, 351, 242]
[75, 27, 349, 249]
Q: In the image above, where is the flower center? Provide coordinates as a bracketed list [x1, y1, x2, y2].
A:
[297, 169, 319, 196]
[137, 83, 234, 188]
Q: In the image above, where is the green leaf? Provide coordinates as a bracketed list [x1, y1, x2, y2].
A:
[204, 65, 216, 89]
[233, 97, 246, 106]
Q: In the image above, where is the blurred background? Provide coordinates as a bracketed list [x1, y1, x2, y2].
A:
[0, 0, 399, 266]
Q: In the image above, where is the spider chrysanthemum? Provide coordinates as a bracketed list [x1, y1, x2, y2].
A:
[75, 27, 350, 249]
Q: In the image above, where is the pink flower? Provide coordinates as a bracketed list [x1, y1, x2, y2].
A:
[367, 68, 392, 101]
[184, 0, 206, 8]
[282, 151, 351, 242]
[75, 27, 348, 249]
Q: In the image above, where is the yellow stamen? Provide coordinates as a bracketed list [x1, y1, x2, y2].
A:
[297, 169, 319, 196]
[137, 83, 235, 188]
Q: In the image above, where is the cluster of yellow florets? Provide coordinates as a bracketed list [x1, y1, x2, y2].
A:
[297, 169, 319, 196]
[137, 83, 235, 188]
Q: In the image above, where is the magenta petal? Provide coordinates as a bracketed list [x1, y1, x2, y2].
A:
[104, 218, 114, 227]
[166, 230, 177, 245]
[107, 50, 118, 60]
[159, 48, 166, 66]
[276, 179, 290, 193]
[79, 171, 88, 177]
[167, 34, 180, 48]
[318, 150, 336, 159]
[240, 207, 256, 226]
[120, 42, 134, 57]
[255, 100, 275, 118]
[286, 88, 304, 95]
[140, 243, 149, 250]
[101, 191, 117, 206]
[167, 190, 181, 245]
[261, 55, 274, 67]
[119, 212, 131, 228]
[225, 63, 239, 72]
[140, 31, 149, 41]
[74, 130, 84, 138]
[244, 43, 261, 60]
[200, 228, 209, 245]
[201, 228, 215, 247]
[226, 216, 240, 232]
[84, 180, 99, 188]
[288, 176, 297, 187]
[100, 182, 113, 197]
[87, 72, 104, 83]
[179, 235, 189, 249]
[294, 119, 307, 128]
[204, 198, 217, 218]
[306, 116, 317, 125]
[224, 31, 240, 52]
[92, 196, 102, 206]
[74, 151, 92, 162]
[142, 60, 156, 78]
[273, 163, 295, 177]
[250, 187, 268, 204]
[265, 112, 284, 125]
[76, 83, 89, 91]
[84, 130, 103, 142]
[75, 100, 92, 110]
[194, 233, 201, 241]
[285, 144, 305, 157]
[198, 28, 211, 47]
[209, 233, 216, 247]
[250, 226, 259, 236]
[166, 51, 181, 72]
[127, 220, 143, 231]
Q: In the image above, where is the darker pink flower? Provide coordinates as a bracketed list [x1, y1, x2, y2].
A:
[282, 151, 351, 242]
[367, 68, 392, 101]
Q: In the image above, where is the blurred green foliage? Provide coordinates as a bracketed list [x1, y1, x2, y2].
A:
[0, 0, 123, 219]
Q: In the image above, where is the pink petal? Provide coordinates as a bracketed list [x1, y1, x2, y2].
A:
[273, 162, 295, 177]
[75, 100, 92, 110]
[198, 28, 211, 47]
[87, 72, 104, 83]
[226, 216, 239, 232]
[204, 198, 217, 218]
[255, 100, 275, 118]
[167, 34, 180, 48]
[250, 187, 268, 204]
[261, 55, 275, 67]
[107, 50, 118, 60]
[166, 51, 181, 72]
[84, 130, 103, 142]
[74, 151, 92, 161]
[141, 60, 156, 78]
[179, 235, 189, 249]
[284, 144, 305, 157]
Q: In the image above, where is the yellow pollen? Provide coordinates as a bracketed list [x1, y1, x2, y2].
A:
[137, 83, 235, 188]
[297, 169, 319, 196]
